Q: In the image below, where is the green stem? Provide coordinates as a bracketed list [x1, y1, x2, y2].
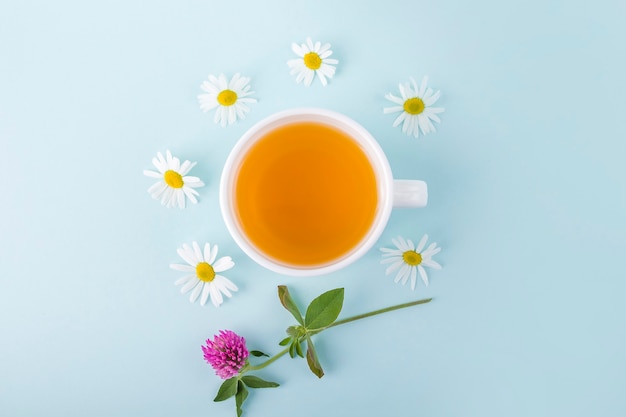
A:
[247, 347, 289, 371]
[248, 297, 432, 371]
[324, 297, 432, 330]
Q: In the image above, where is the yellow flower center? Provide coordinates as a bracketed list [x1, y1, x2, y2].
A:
[196, 262, 216, 282]
[403, 97, 425, 115]
[217, 89, 238, 106]
[402, 250, 423, 266]
[164, 170, 184, 188]
[303, 52, 322, 70]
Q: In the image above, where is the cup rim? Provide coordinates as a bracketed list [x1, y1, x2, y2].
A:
[219, 107, 394, 276]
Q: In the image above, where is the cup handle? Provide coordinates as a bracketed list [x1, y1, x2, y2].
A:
[393, 180, 428, 208]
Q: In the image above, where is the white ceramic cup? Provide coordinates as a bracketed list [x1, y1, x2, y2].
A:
[220, 108, 427, 277]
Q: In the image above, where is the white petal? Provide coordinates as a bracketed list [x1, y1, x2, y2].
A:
[189, 281, 203, 303]
[235, 104, 246, 120]
[219, 107, 228, 127]
[176, 189, 185, 209]
[182, 176, 203, 187]
[409, 117, 420, 138]
[213, 256, 234, 273]
[428, 106, 445, 114]
[303, 69, 315, 86]
[423, 90, 441, 106]
[295, 68, 308, 84]
[287, 58, 303, 68]
[180, 277, 199, 293]
[174, 275, 194, 286]
[152, 154, 166, 172]
[385, 93, 404, 105]
[217, 74, 228, 90]
[381, 256, 402, 265]
[392, 112, 407, 128]
[318, 63, 336, 78]
[383, 106, 403, 114]
[148, 181, 167, 197]
[177, 245, 196, 266]
[200, 283, 211, 306]
[214, 277, 233, 298]
[403, 116, 416, 135]
[228, 73, 241, 90]
[398, 83, 408, 99]
[394, 263, 410, 284]
[207, 74, 220, 86]
[422, 258, 442, 269]
[170, 263, 194, 272]
[416, 235, 429, 253]
[410, 266, 418, 290]
[203, 243, 212, 263]
[143, 170, 162, 179]
[395, 236, 410, 251]
[424, 110, 442, 123]
[385, 260, 404, 275]
[192, 242, 204, 262]
[227, 106, 236, 125]
[200, 80, 219, 94]
[317, 70, 328, 86]
[217, 275, 238, 292]
[420, 117, 432, 135]
[291, 42, 304, 57]
[198, 101, 218, 113]
[319, 49, 332, 59]
[179, 160, 193, 176]
[237, 95, 256, 103]
[210, 284, 223, 307]
[208, 244, 218, 264]
[160, 187, 174, 207]
[422, 243, 441, 257]
[171, 156, 181, 172]
[409, 78, 419, 96]
[380, 247, 403, 255]
[400, 264, 411, 285]
[418, 265, 429, 286]
[182, 187, 199, 204]
[419, 76, 429, 97]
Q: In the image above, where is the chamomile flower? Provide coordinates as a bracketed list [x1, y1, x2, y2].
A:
[384, 76, 444, 138]
[198, 73, 257, 127]
[143, 150, 204, 209]
[287, 37, 338, 86]
[380, 235, 442, 290]
[170, 242, 237, 307]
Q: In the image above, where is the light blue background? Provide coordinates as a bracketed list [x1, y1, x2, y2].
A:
[1, 0, 625, 416]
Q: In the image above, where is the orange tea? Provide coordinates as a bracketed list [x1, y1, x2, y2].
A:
[234, 121, 378, 267]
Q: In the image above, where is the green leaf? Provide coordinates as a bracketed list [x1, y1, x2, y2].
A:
[305, 336, 324, 378]
[278, 337, 291, 346]
[214, 377, 239, 402]
[288, 342, 297, 358]
[304, 288, 344, 330]
[294, 340, 304, 358]
[235, 380, 248, 417]
[286, 326, 300, 338]
[249, 350, 269, 357]
[278, 285, 304, 325]
[241, 375, 280, 389]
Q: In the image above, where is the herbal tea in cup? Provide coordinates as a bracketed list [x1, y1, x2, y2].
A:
[220, 108, 427, 276]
